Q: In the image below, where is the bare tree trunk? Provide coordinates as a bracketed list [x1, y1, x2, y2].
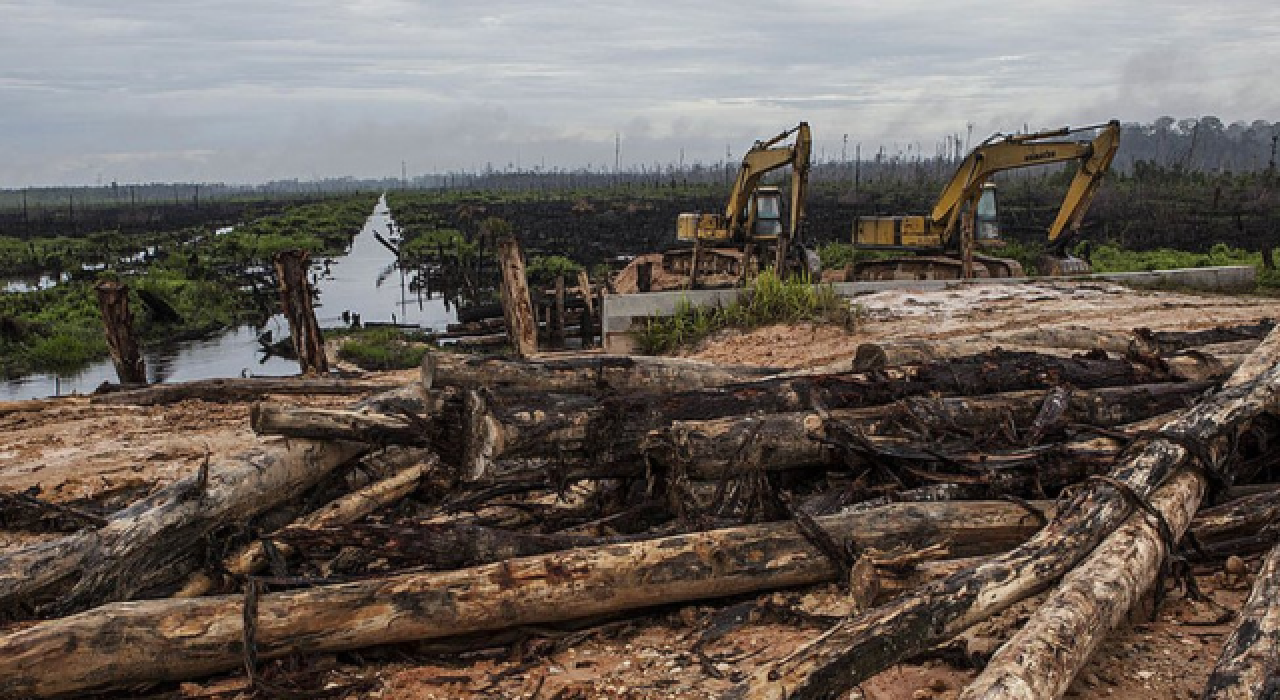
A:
[249, 401, 426, 445]
[959, 468, 1205, 700]
[273, 249, 328, 376]
[90, 377, 402, 406]
[497, 236, 537, 357]
[421, 352, 780, 392]
[1202, 542, 1280, 700]
[93, 280, 146, 384]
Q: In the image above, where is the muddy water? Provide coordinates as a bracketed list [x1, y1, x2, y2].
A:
[0, 195, 455, 400]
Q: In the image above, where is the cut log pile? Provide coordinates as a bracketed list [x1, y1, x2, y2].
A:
[1, 321, 1279, 698]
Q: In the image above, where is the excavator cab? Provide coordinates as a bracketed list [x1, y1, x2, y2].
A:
[975, 183, 1000, 241]
[750, 186, 785, 239]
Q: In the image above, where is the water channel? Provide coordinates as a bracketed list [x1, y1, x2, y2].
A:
[0, 195, 456, 400]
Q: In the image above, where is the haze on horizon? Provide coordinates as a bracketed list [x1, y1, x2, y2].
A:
[3, 0, 1278, 188]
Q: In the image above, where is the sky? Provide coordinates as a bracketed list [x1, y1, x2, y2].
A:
[2, 0, 1278, 187]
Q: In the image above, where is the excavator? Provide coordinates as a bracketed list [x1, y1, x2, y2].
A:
[613, 122, 813, 293]
[850, 119, 1121, 279]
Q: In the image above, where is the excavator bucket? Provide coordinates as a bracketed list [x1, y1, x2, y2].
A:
[1039, 254, 1092, 277]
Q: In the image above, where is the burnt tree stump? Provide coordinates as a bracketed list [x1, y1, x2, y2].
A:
[273, 249, 328, 376]
[93, 280, 146, 384]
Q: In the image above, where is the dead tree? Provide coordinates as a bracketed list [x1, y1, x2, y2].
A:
[93, 279, 146, 384]
[273, 249, 328, 376]
[497, 236, 537, 357]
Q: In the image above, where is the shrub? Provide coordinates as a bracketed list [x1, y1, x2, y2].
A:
[634, 270, 850, 354]
[337, 328, 428, 370]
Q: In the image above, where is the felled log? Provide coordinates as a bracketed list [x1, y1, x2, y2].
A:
[0, 439, 367, 618]
[733, 333, 1280, 700]
[1202, 542, 1280, 700]
[0, 498, 1053, 697]
[0, 396, 84, 417]
[276, 494, 1054, 570]
[421, 351, 781, 392]
[249, 401, 426, 445]
[644, 383, 1211, 478]
[90, 377, 403, 406]
[959, 468, 1204, 700]
[1193, 489, 1280, 542]
[472, 380, 1210, 475]
[174, 451, 435, 598]
[986, 321, 1273, 355]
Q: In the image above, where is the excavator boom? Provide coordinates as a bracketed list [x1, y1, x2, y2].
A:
[853, 119, 1121, 279]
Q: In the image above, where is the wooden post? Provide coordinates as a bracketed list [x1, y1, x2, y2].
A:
[273, 250, 328, 376]
[551, 275, 567, 349]
[497, 236, 537, 357]
[93, 280, 146, 384]
[577, 270, 594, 348]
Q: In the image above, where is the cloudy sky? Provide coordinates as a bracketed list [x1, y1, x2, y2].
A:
[2, 0, 1278, 187]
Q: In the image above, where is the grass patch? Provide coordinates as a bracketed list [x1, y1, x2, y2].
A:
[337, 327, 429, 370]
[634, 270, 852, 355]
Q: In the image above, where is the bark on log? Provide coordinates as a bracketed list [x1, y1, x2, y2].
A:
[249, 402, 427, 445]
[273, 249, 328, 376]
[497, 236, 537, 357]
[476, 381, 1211, 474]
[421, 351, 781, 392]
[89, 377, 403, 406]
[0, 499, 1052, 698]
[0, 439, 367, 617]
[959, 469, 1204, 700]
[732, 332, 1280, 700]
[174, 452, 434, 598]
[1202, 542, 1280, 700]
[93, 280, 147, 384]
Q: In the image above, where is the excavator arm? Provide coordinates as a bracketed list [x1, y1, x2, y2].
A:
[722, 122, 812, 241]
[930, 120, 1121, 246]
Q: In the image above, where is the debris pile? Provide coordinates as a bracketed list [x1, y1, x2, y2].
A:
[1, 319, 1279, 699]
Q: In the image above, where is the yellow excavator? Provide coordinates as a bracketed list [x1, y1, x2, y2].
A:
[851, 119, 1121, 279]
[614, 123, 812, 293]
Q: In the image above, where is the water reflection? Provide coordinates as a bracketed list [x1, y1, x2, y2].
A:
[0, 194, 457, 400]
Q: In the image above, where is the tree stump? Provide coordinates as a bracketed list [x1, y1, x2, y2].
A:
[93, 280, 146, 384]
[273, 249, 328, 376]
[497, 237, 537, 357]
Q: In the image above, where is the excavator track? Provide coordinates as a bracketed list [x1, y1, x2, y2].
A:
[852, 256, 991, 281]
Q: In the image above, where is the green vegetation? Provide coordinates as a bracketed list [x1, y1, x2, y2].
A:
[634, 270, 851, 355]
[0, 193, 378, 378]
[336, 327, 429, 370]
[526, 255, 583, 287]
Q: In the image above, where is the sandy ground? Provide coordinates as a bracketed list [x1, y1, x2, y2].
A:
[1, 283, 1277, 699]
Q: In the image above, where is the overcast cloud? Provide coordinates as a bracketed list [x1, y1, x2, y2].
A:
[2, 0, 1278, 186]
